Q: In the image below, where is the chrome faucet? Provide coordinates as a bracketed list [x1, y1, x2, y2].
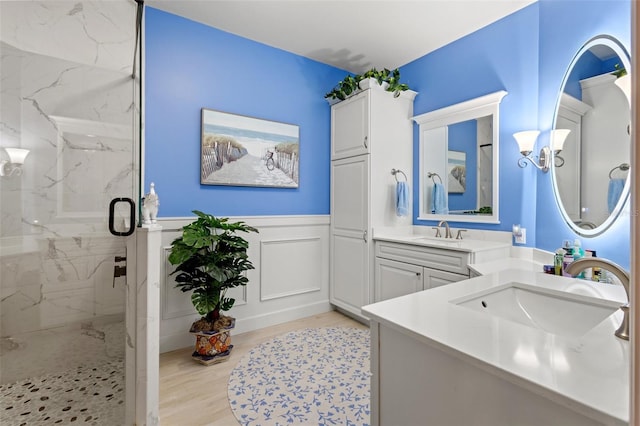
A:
[437, 220, 453, 239]
[565, 258, 630, 340]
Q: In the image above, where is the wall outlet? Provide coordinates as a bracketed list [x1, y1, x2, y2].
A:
[514, 228, 526, 244]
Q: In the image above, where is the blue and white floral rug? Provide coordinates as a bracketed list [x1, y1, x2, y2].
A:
[228, 327, 371, 425]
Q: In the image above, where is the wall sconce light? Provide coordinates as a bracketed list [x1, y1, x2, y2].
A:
[0, 148, 30, 177]
[513, 130, 550, 172]
[550, 129, 571, 167]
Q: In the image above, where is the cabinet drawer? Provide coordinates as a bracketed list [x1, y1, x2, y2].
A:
[375, 241, 470, 276]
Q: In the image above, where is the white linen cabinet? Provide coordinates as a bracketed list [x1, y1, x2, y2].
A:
[329, 82, 417, 320]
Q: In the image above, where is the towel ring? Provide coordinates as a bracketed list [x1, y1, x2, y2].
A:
[609, 163, 630, 179]
[391, 168, 408, 182]
[427, 172, 442, 184]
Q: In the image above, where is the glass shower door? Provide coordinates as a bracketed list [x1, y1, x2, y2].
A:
[0, 1, 139, 424]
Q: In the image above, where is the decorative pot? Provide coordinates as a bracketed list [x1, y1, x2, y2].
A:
[193, 329, 232, 356]
[191, 318, 235, 365]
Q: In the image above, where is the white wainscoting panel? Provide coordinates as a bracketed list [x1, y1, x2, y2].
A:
[161, 246, 199, 320]
[260, 237, 322, 301]
[158, 215, 331, 353]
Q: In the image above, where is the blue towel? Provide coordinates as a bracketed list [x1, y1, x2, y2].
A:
[608, 178, 625, 213]
[431, 183, 448, 214]
[396, 181, 409, 217]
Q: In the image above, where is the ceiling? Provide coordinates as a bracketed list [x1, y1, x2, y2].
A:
[145, 0, 537, 74]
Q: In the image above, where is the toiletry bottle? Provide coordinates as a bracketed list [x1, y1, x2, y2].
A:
[572, 239, 585, 278]
[562, 239, 573, 256]
[562, 252, 574, 277]
[554, 249, 564, 276]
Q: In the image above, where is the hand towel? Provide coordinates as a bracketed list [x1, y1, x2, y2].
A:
[396, 181, 409, 217]
[431, 182, 448, 215]
[607, 178, 625, 213]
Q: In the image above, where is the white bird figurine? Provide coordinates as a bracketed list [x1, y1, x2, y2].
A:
[142, 182, 159, 224]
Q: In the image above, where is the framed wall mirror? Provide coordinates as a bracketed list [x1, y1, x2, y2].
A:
[414, 91, 507, 224]
[552, 36, 631, 236]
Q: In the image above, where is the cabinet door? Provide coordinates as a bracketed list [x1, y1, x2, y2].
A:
[332, 155, 369, 233]
[331, 91, 369, 160]
[330, 155, 370, 316]
[423, 268, 468, 290]
[375, 258, 423, 302]
[331, 234, 369, 314]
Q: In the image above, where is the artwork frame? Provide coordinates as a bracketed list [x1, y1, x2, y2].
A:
[200, 108, 300, 188]
[447, 150, 466, 194]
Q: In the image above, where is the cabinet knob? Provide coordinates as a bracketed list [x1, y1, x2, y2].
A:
[363, 230, 368, 243]
[416, 272, 421, 276]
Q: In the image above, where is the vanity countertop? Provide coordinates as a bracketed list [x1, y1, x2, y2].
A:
[362, 269, 629, 425]
[468, 257, 547, 275]
[373, 232, 511, 253]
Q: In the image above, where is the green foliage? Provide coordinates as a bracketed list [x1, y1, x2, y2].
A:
[324, 67, 410, 101]
[168, 210, 258, 322]
[612, 63, 627, 78]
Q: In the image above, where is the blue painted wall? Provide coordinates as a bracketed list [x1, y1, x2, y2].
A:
[145, 7, 346, 217]
[536, 0, 631, 269]
[401, 3, 541, 240]
[144, 1, 631, 268]
[565, 51, 621, 100]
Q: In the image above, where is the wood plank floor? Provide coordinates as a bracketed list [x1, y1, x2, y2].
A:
[159, 310, 368, 425]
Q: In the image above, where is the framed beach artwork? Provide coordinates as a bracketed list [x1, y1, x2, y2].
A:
[447, 150, 466, 194]
[200, 109, 300, 188]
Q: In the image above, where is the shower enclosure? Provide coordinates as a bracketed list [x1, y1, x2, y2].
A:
[0, 1, 140, 424]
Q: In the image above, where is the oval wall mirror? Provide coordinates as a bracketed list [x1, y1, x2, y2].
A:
[552, 36, 631, 236]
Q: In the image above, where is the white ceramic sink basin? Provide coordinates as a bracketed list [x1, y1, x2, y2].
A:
[453, 283, 620, 338]
[408, 236, 464, 246]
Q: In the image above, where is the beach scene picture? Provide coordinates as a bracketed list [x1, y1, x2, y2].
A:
[200, 109, 300, 188]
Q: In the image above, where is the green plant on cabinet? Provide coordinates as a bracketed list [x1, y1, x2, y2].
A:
[325, 67, 410, 102]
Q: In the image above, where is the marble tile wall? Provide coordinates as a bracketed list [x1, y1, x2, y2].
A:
[0, 0, 137, 386]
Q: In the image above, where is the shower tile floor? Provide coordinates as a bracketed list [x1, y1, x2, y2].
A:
[0, 319, 126, 425]
[0, 359, 124, 425]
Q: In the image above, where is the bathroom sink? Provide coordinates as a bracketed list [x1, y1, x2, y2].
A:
[452, 283, 620, 338]
[408, 236, 462, 246]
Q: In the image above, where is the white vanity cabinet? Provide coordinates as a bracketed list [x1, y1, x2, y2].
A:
[329, 82, 417, 319]
[375, 258, 467, 301]
[374, 240, 471, 302]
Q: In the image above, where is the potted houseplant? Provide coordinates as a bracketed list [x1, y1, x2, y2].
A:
[168, 210, 258, 364]
[325, 67, 410, 103]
